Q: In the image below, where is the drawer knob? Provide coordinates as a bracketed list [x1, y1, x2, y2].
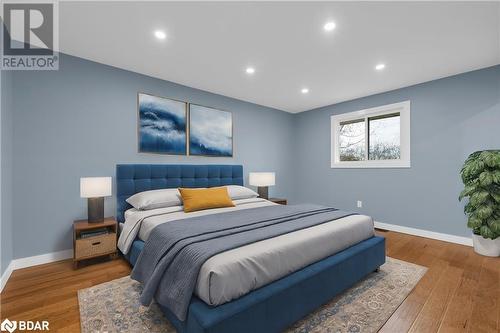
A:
[92, 242, 101, 246]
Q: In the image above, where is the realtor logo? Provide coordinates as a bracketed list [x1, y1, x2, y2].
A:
[0, 319, 16, 333]
[1, 1, 59, 70]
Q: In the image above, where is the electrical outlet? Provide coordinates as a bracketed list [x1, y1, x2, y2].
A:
[357, 200, 363, 208]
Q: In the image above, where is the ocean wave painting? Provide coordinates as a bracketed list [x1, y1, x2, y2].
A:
[189, 104, 233, 157]
[138, 93, 187, 155]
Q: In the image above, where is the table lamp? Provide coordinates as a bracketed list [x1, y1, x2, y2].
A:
[249, 172, 275, 200]
[80, 177, 112, 223]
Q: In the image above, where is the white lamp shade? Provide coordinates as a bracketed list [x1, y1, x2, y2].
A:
[80, 177, 112, 198]
[249, 172, 275, 187]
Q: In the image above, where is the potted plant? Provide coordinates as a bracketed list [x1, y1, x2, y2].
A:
[459, 150, 500, 256]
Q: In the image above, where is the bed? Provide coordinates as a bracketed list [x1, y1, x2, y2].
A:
[116, 164, 385, 333]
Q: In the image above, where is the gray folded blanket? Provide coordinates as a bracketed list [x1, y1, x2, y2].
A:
[131, 204, 355, 321]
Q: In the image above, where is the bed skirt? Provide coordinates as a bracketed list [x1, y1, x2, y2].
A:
[125, 236, 385, 333]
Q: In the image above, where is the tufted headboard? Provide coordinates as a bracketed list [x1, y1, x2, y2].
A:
[116, 164, 244, 223]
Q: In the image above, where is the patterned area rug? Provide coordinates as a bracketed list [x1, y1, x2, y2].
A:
[78, 257, 426, 333]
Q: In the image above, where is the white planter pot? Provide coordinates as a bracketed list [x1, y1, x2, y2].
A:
[472, 234, 500, 257]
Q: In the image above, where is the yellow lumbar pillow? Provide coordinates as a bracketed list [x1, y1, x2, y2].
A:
[179, 187, 235, 213]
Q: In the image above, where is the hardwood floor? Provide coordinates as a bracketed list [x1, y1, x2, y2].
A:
[1, 230, 499, 332]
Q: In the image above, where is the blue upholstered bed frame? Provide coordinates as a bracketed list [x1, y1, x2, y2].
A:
[116, 164, 385, 333]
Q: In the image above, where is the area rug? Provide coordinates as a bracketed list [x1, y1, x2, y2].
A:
[78, 257, 426, 333]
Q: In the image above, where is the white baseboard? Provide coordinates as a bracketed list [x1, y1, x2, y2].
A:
[0, 249, 72, 293]
[0, 261, 14, 293]
[0, 223, 472, 292]
[374, 221, 472, 246]
[11, 249, 73, 271]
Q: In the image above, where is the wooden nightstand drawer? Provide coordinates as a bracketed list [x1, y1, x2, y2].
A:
[73, 217, 118, 268]
[75, 233, 116, 260]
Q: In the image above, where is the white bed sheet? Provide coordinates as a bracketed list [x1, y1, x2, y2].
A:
[125, 199, 374, 306]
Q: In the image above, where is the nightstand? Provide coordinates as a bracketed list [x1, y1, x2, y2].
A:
[73, 217, 117, 268]
[269, 198, 287, 205]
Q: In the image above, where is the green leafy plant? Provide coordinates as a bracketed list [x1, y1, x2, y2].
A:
[459, 150, 500, 240]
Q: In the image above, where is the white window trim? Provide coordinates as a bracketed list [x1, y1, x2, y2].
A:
[331, 100, 411, 168]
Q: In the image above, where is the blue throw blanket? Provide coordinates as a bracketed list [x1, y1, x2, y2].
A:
[131, 204, 355, 321]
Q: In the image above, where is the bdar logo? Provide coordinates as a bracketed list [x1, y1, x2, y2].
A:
[0, 319, 49, 332]
[0, 319, 17, 333]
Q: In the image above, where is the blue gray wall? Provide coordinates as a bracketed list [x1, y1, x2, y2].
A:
[2, 54, 498, 269]
[292, 65, 500, 238]
[1, 69, 14, 275]
[8, 54, 294, 259]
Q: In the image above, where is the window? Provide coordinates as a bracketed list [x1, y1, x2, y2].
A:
[331, 101, 410, 168]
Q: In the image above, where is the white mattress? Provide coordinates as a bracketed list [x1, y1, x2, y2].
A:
[128, 199, 374, 306]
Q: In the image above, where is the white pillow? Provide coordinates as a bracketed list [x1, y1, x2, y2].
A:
[126, 188, 182, 210]
[225, 185, 259, 200]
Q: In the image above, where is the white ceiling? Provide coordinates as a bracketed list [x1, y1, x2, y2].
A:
[59, 2, 500, 113]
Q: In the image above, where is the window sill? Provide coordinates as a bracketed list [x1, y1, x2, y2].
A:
[331, 161, 411, 169]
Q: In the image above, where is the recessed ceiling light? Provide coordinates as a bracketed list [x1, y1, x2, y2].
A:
[154, 30, 166, 40]
[323, 21, 336, 32]
[375, 63, 386, 71]
[301, 88, 309, 94]
[245, 67, 255, 74]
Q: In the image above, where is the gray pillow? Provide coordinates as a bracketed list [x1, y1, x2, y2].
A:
[126, 188, 182, 210]
[225, 185, 259, 200]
